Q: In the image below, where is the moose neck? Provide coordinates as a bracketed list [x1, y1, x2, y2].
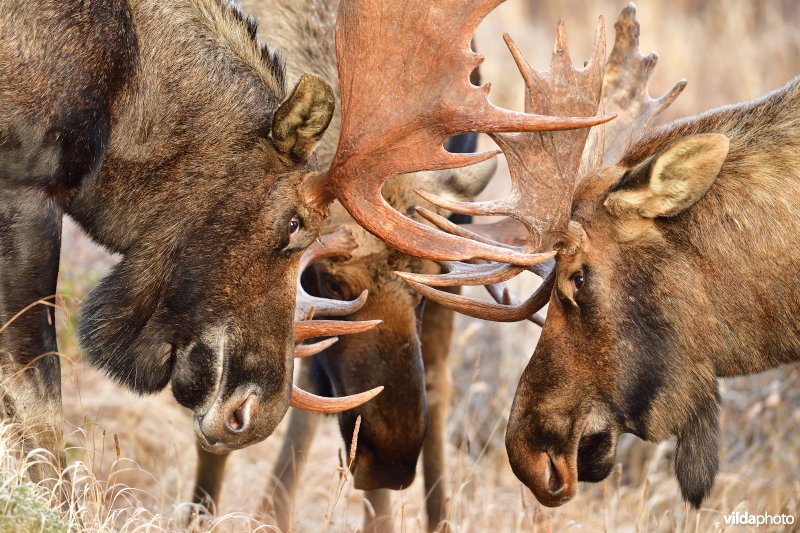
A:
[637, 78, 800, 378]
[67, 0, 287, 254]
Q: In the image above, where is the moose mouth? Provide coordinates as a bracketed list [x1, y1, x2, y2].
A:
[576, 430, 617, 482]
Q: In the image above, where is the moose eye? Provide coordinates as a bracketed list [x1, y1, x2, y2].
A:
[324, 276, 345, 299]
[288, 216, 301, 236]
[571, 272, 585, 293]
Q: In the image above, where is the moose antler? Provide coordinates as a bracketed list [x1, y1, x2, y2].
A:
[400, 3, 685, 322]
[290, 228, 382, 412]
[306, 0, 614, 269]
[294, 229, 369, 321]
[581, 2, 686, 172]
[398, 18, 606, 320]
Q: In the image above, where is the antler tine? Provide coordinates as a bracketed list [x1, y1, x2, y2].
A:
[396, 262, 521, 288]
[485, 282, 547, 326]
[402, 272, 555, 323]
[414, 206, 528, 250]
[317, 0, 615, 268]
[293, 319, 381, 344]
[586, 2, 687, 167]
[404, 207, 556, 287]
[296, 289, 368, 320]
[290, 385, 384, 414]
[294, 337, 339, 358]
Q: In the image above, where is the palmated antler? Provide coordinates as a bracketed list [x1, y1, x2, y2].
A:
[306, 0, 614, 268]
[398, 19, 606, 320]
[582, 2, 687, 170]
[401, 3, 685, 323]
[290, 229, 382, 412]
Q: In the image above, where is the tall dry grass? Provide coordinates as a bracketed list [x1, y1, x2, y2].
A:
[4, 0, 799, 531]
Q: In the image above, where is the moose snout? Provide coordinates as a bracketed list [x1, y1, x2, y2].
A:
[194, 384, 287, 452]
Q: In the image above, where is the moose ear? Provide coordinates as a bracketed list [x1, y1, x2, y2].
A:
[272, 73, 335, 162]
[604, 134, 730, 218]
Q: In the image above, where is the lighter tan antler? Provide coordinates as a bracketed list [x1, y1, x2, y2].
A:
[294, 229, 368, 321]
[581, 2, 686, 172]
[306, 0, 614, 269]
[400, 3, 685, 323]
[290, 229, 382, 412]
[290, 385, 384, 413]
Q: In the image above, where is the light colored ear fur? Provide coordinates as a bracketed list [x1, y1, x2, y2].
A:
[272, 73, 335, 163]
[605, 134, 730, 218]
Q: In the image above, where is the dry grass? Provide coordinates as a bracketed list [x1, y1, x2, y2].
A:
[4, 0, 800, 531]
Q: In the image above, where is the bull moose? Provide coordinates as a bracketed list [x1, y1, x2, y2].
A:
[502, 73, 800, 510]
[0, 0, 607, 488]
[406, 3, 800, 511]
[190, 0, 497, 530]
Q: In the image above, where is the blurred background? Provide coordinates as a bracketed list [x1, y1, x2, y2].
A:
[52, 0, 800, 530]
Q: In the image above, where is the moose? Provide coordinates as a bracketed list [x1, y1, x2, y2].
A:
[0, 0, 608, 488]
[503, 67, 800, 510]
[190, 0, 496, 530]
[405, 2, 800, 511]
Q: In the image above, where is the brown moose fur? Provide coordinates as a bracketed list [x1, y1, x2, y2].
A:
[0, 0, 339, 474]
[507, 76, 800, 508]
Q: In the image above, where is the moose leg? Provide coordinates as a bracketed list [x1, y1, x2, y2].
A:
[363, 489, 393, 533]
[263, 357, 321, 530]
[0, 198, 64, 487]
[192, 442, 230, 513]
[420, 296, 457, 532]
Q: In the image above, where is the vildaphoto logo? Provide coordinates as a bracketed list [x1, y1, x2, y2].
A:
[723, 512, 795, 527]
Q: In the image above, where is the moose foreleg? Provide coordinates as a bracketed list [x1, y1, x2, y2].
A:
[363, 488, 393, 533]
[192, 442, 230, 513]
[263, 356, 321, 530]
[421, 296, 456, 532]
[0, 198, 64, 489]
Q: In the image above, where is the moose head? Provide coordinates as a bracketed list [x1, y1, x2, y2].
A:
[398, 4, 776, 510]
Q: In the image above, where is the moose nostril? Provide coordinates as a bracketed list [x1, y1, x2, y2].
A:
[224, 396, 252, 434]
[229, 406, 244, 431]
[545, 454, 564, 495]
